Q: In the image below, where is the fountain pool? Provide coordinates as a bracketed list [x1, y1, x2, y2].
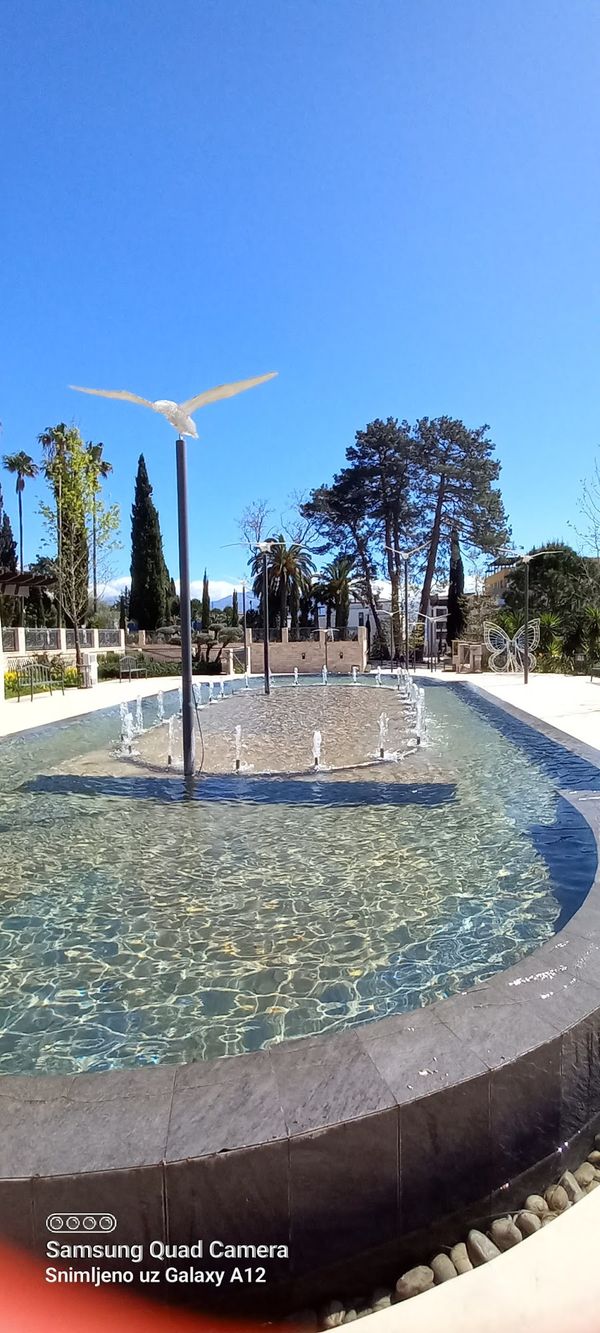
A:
[0, 677, 597, 1074]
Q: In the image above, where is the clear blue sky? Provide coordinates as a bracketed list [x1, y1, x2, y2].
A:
[1, 0, 599, 599]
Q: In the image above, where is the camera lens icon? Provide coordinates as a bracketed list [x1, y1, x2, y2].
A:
[45, 1212, 117, 1234]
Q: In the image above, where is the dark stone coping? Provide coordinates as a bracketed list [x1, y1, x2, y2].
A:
[2, 682, 600, 1306]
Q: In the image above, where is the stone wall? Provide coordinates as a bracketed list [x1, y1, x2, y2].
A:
[246, 628, 367, 675]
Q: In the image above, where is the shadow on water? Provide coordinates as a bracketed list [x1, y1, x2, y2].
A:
[21, 772, 457, 810]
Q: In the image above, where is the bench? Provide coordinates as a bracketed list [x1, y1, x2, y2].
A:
[119, 655, 148, 682]
[14, 658, 64, 703]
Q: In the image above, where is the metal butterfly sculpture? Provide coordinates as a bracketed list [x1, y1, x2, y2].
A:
[483, 619, 540, 673]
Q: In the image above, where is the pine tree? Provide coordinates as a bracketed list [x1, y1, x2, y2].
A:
[201, 569, 210, 630]
[129, 455, 169, 630]
[231, 588, 239, 626]
[446, 525, 466, 644]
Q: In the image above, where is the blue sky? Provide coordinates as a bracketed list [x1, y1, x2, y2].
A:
[1, 0, 599, 600]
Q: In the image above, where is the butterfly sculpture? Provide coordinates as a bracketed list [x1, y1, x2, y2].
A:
[483, 619, 540, 673]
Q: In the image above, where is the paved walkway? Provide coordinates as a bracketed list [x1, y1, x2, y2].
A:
[0, 674, 180, 738]
[456, 670, 600, 751]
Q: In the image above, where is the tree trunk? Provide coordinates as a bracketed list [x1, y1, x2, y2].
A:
[419, 473, 447, 619]
[384, 524, 401, 662]
[351, 526, 385, 643]
[92, 500, 97, 614]
[280, 576, 287, 630]
[18, 484, 23, 572]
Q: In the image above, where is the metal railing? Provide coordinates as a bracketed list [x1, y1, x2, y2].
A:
[326, 628, 358, 641]
[288, 627, 321, 641]
[1, 627, 18, 653]
[65, 628, 94, 648]
[24, 628, 61, 652]
[98, 629, 121, 647]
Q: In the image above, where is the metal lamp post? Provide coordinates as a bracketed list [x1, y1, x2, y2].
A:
[69, 370, 277, 779]
[492, 548, 561, 686]
[257, 541, 274, 695]
[384, 540, 431, 670]
[176, 436, 195, 774]
[241, 579, 247, 672]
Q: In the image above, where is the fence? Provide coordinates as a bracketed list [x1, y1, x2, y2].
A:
[98, 629, 121, 648]
[24, 628, 61, 652]
[65, 629, 94, 648]
[1, 627, 127, 659]
[1, 627, 18, 653]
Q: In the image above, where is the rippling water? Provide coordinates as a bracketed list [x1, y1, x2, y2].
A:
[0, 677, 597, 1073]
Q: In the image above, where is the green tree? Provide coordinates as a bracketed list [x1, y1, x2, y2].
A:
[2, 451, 39, 574]
[412, 416, 509, 619]
[302, 469, 388, 645]
[39, 424, 91, 669]
[319, 555, 358, 629]
[446, 526, 466, 643]
[201, 570, 211, 630]
[250, 536, 314, 629]
[231, 588, 239, 626]
[84, 442, 115, 613]
[23, 555, 58, 627]
[0, 486, 18, 626]
[129, 454, 170, 631]
[344, 418, 415, 658]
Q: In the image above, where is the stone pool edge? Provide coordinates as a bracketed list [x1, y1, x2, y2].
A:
[1, 683, 600, 1309]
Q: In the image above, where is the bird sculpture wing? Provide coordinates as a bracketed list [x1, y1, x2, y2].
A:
[180, 372, 277, 415]
[69, 386, 158, 411]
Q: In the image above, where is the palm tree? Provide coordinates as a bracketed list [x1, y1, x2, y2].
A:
[319, 555, 359, 630]
[2, 451, 38, 572]
[85, 441, 112, 613]
[251, 536, 314, 629]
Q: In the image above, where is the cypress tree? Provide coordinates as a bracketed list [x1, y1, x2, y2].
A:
[129, 455, 169, 630]
[446, 525, 466, 645]
[201, 569, 211, 630]
[231, 588, 239, 626]
[0, 486, 18, 625]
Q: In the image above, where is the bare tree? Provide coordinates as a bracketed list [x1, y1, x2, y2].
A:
[574, 454, 600, 558]
[238, 499, 272, 548]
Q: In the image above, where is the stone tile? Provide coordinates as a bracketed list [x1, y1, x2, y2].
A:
[289, 1109, 398, 1276]
[437, 992, 561, 1068]
[536, 933, 600, 992]
[33, 1165, 165, 1255]
[0, 1074, 174, 1178]
[3, 1067, 176, 1103]
[0, 1177, 35, 1249]
[270, 1030, 395, 1134]
[526, 974, 600, 1034]
[561, 1011, 600, 1140]
[399, 1074, 492, 1230]
[168, 1051, 286, 1159]
[358, 1007, 487, 1104]
[489, 1146, 561, 1216]
[489, 1040, 561, 1187]
[166, 1139, 290, 1251]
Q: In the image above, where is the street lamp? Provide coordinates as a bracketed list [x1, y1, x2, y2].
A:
[384, 540, 431, 668]
[70, 372, 277, 777]
[492, 548, 561, 684]
[414, 610, 439, 671]
[256, 541, 274, 695]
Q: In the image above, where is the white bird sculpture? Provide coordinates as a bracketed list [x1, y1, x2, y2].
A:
[69, 372, 277, 437]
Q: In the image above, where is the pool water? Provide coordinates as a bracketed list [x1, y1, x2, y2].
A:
[0, 678, 597, 1074]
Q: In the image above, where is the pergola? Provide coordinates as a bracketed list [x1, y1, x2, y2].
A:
[0, 571, 56, 599]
